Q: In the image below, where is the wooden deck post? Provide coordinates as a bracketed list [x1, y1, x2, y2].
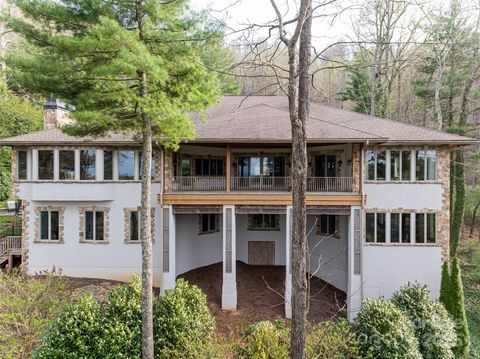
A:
[226, 144, 231, 192]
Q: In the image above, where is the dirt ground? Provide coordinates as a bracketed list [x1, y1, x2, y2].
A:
[179, 261, 346, 338]
[65, 262, 346, 340]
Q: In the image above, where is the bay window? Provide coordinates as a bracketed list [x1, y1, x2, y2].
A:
[38, 150, 54, 180]
[17, 150, 27, 180]
[59, 150, 75, 180]
[80, 150, 96, 180]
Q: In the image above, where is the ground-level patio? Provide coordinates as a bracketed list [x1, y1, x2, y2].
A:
[179, 261, 346, 335]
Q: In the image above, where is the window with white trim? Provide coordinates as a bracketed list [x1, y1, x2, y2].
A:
[40, 210, 59, 240]
[17, 151, 28, 180]
[84, 211, 105, 241]
[415, 213, 436, 244]
[390, 150, 411, 181]
[365, 150, 386, 181]
[365, 213, 386, 243]
[125, 209, 155, 242]
[390, 213, 412, 243]
[415, 150, 436, 181]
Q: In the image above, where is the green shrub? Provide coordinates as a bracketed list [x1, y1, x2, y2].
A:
[0, 165, 11, 201]
[306, 320, 361, 359]
[440, 261, 452, 312]
[355, 298, 422, 359]
[0, 270, 69, 358]
[32, 294, 102, 359]
[392, 282, 456, 359]
[101, 275, 142, 358]
[153, 278, 216, 358]
[450, 257, 471, 358]
[236, 320, 290, 359]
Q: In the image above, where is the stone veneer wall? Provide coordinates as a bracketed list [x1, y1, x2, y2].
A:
[352, 144, 361, 193]
[163, 150, 173, 192]
[21, 200, 30, 268]
[78, 207, 110, 243]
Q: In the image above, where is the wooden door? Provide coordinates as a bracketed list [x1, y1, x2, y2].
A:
[248, 241, 275, 265]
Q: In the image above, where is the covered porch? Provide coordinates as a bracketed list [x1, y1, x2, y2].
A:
[160, 204, 363, 321]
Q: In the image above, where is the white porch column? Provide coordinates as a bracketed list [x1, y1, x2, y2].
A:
[53, 149, 59, 181]
[347, 206, 363, 321]
[285, 205, 293, 319]
[222, 205, 237, 310]
[160, 205, 176, 294]
[74, 150, 80, 181]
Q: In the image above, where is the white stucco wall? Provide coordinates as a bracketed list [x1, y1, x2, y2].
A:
[307, 215, 348, 292]
[175, 214, 223, 276]
[235, 214, 287, 265]
[362, 245, 442, 299]
[24, 183, 163, 286]
[364, 183, 443, 210]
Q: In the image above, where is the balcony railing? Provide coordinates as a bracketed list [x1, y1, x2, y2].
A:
[172, 176, 226, 191]
[172, 176, 354, 192]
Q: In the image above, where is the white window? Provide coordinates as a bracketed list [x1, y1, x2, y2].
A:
[38, 150, 54, 180]
[80, 150, 96, 180]
[248, 214, 280, 231]
[199, 214, 220, 234]
[390, 213, 412, 243]
[59, 150, 75, 180]
[415, 150, 436, 181]
[365, 212, 386, 243]
[365, 150, 386, 181]
[84, 211, 105, 241]
[17, 151, 28, 180]
[390, 150, 411, 181]
[125, 209, 155, 242]
[415, 213, 436, 244]
[40, 210, 59, 240]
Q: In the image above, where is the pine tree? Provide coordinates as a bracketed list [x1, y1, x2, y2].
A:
[450, 257, 470, 358]
[440, 260, 452, 312]
[3, 1, 225, 357]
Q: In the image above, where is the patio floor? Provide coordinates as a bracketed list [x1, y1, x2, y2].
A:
[179, 261, 346, 336]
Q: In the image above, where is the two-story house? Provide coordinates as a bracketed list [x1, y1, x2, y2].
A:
[0, 96, 475, 320]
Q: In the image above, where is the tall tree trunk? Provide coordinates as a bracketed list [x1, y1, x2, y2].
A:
[136, 1, 154, 357]
[434, 74, 443, 130]
[290, 5, 311, 359]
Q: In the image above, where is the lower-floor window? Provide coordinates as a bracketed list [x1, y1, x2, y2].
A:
[125, 208, 155, 242]
[85, 211, 104, 241]
[366, 212, 436, 244]
[248, 214, 280, 231]
[199, 214, 220, 234]
[317, 215, 337, 236]
[40, 210, 59, 240]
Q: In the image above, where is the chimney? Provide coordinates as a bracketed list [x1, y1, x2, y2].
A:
[43, 99, 74, 129]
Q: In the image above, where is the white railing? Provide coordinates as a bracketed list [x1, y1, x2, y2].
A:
[231, 176, 291, 191]
[308, 177, 353, 192]
[0, 236, 22, 257]
[171, 176, 354, 192]
[172, 176, 226, 191]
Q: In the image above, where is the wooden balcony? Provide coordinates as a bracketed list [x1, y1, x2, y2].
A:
[171, 176, 354, 193]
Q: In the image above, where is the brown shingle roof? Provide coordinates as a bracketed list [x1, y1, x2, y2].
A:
[0, 96, 476, 145]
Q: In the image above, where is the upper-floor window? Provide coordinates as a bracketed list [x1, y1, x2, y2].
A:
[17, 151, 27, 180]
[104, 151, 113, 180]
[365, 212, 386, 243]
[415, 213, 436, 244]
[416, 150, 436, 181]
[248, 214, 280, 231]
[366, 150, 386, 181]
[195, 158, 224, 176]
[38, 150, 54, 180]
[390, 213, 411, 243]
[59, 150, 75, 180]
[181, 159, 191, 176]
[390, 150, 411, 181]
[40, 210, 59, 240]
[366, 149, 436, 182]
[118, 150, 135, 180]
[239, 156, 285, 177]
[80, 150, 96, 180]
[84, 210, 104, 241]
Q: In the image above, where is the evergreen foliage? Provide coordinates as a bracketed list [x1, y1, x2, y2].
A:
[32, 277, 217, 359]
[0, 78, 42, 200]
[2, 0, 225, 149]
[337, 51, 384, 115]
[440, 261, 452, 312]
[354, 298, 422, 359]
[392, 282, 456, 359]
[450, 257, 471, 358]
